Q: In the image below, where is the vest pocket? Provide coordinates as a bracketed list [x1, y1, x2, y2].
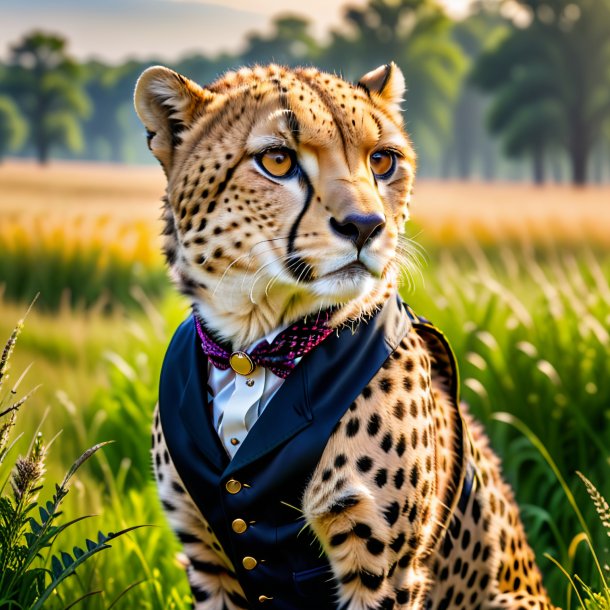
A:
[293, 564, 335, 598]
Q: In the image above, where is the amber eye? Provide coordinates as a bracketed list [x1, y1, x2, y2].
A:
[370, 150, 396, 179]
[257, 148, 297, 178]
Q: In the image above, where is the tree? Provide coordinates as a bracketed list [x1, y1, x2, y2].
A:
[0, 96, 27, 161]
[82, 60, 149, 162]
[441, 4, 508, 179]
[473, 0, 610, 185]
[321, 0, 467, 174]
[6, 31, 90, 164]
[240, 15, 321, 66]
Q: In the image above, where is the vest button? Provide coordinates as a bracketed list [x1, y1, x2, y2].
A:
[242, 556, 257, 570]
[225, 479, 242, 494]
[232, 518, 247, 534]
[258, 595, 273, 603]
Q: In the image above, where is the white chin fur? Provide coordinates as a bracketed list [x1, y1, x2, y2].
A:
[311, 273, 376, 302]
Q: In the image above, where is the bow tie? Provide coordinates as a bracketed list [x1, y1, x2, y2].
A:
[194, 312, 334, 379]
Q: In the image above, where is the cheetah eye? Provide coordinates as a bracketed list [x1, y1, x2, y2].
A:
[370, 150, 396, 180]
[256, 148, 297, 179]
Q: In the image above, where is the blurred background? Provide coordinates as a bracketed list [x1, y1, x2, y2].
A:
[0, 0, 609, 608]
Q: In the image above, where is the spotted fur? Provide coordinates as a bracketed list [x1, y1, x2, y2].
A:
[136, 63, 557, 609]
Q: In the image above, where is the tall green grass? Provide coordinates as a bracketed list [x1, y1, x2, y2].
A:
[0, 217, 169, 312]
[0, 294, 193, 609]
[0, 308, 156, 610]
[1, 238, 608, 608]
[405, 240, 610, 603]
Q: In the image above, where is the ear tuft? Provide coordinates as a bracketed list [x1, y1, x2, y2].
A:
[134, 66, 213, 173]
[357, 62, 406, 115]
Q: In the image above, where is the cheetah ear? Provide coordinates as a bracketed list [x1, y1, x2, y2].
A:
[357, 62, 405, 115]
[134, 65, 215, 173]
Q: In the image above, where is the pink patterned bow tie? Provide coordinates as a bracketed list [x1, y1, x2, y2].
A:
[194, 312, 334, 379]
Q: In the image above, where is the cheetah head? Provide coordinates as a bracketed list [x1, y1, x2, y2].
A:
[134, 64, 416, 348]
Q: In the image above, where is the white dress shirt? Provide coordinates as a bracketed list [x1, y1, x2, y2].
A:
[207, 326, 296, 459]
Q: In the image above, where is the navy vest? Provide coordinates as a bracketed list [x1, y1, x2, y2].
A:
[158, 296, 453, 608]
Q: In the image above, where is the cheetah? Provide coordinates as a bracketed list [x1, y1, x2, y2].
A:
[134, 62, 558, 609]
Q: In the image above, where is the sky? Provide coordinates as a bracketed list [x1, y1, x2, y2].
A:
[1, 0, 475, 64]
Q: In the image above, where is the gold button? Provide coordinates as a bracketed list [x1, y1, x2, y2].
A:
[242, 556, 257, 570]
[225, 479, 242, 494]
[230, 437, 240, 446]
[232, 518, 247, 534]
[258, 595, 273, 603]
[229, 351, 255, 375]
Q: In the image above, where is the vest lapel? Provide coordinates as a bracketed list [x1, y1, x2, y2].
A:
[224, 296, 411, 477]
[172, 323, 229, 472]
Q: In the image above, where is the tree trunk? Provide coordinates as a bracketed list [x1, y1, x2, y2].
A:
[36, 132, 49, 165]
[533, 145, 545, 185]
[456, 148, 472, 180]
[550, 153, 563, 183]
[440, 144, 453, 179]
[34, 87, 49, 165]
[570, 145, 587, 185]
[592, 145, 603, 183]
[481, 137, 496, 181]
[569, 122, 588, 186]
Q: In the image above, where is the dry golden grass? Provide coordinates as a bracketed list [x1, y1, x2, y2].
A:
[0, 160, 165, 266]
[1, 159, 609, 246]
[410, 181, 610, 246]
[0, 159, 165, 221]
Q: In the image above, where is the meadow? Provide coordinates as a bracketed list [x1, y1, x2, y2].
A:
[0, 160, 609, 609]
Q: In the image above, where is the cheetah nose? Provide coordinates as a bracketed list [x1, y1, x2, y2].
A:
[329, 213, 386, 251]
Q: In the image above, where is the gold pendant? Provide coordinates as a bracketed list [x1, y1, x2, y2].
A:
[229, 351, 256, 376]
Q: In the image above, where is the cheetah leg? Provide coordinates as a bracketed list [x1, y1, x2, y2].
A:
[308, 492, 393, 610]
[152, 405, 248, 610]
[304, 484, 431, 610]
[184, 541, 247, 610]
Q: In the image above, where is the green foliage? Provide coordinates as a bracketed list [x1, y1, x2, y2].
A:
[83, 295, 186, 487]
[4, 31, 91, 164]
[2, 1, 610, 180]
[440, 9, 508, 179]
[81, 61, 152, 163]
[0, 313, 145, 609]
[575, 472, 610, 609]
[0, 0, 610, 179]
[404, 240, 610, 605]
[322, 0, 467, 165]
[0, 295, 192, 609]
[494, 414, 610, 609]
[0, 220, 169, 313]
[0, 96, 27, 160]
[473, 0, 610, 184]
[241, 15, 321, 65]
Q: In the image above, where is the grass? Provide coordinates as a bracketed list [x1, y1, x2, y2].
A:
[0, 296, 192, 610]
[0, 161, 169, 312]
[0, 215, 168, 312]
[0, 308, 163, 610]
[402, 240, 610, 603]
[1, 160, 609, 608]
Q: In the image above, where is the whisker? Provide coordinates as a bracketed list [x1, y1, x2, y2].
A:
[248, 255, 294, 304]
[214, 241, 288, 299]
[247, 235, 291, 254]
[212, 251, 251, 296]
[394, 234, 427, 293]
[241, 243, 287, 291]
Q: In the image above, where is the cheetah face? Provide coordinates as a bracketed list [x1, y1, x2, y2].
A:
[135, 64, 416, 345]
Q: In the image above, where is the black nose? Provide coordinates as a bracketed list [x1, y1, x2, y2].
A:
[329, 213, 386, 251]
